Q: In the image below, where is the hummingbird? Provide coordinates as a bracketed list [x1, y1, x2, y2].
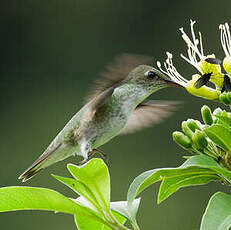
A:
[19, 54, 181, 182]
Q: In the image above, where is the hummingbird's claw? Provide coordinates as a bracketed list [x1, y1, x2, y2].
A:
[77, 148, 109, 166]
[93, 148, 105, 158]
[92, 148, 109, 165]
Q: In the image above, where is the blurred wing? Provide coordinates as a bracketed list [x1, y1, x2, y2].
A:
[120, 100, 181, 134]
[85, 53, 153, 103]
[86, 86, 116, 121]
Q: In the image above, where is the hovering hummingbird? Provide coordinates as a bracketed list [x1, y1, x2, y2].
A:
[19, 54, 181, 182]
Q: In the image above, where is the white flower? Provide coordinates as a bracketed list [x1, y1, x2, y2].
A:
[179, 20, 223, 89]
[157, 52, 220, 101]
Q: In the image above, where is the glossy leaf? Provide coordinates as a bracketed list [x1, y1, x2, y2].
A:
[180, 154, 231, 183]
[204, 124, 231, 151]
[0, 186, 106, 226]
[74, 214, 104, 230]
[67, 159, 110, 212]
[0, 186, 79, 214]
[158, 173, 219, 203]
[52, 174, 100, 211]
[200, 192, 231, 230]
[127, 155, 231, 206]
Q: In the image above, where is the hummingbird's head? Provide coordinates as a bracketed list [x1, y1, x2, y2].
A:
[127, 65, 181, 93]
[84, 54, 182, 103]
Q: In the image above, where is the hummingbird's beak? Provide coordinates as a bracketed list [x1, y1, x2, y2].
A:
[163, 79, 184, 88]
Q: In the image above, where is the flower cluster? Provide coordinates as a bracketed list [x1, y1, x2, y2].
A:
[157, 20, 231, 104]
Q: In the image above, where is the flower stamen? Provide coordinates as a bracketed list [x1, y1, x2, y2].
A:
[157, 52, 188, 87]
[219, 23, 231, 57]
[180, 20, 205, 73]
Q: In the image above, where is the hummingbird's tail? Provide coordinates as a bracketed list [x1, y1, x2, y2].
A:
[18, 143, 76, 182]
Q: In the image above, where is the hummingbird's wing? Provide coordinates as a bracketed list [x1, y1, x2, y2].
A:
[85, 53, 153, 103]
[120, 100, 180, 134]
[86, 86, 116, 120]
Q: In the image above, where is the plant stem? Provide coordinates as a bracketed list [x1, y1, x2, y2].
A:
[106, 210, 131, 230]
[111, 221, 130, 230]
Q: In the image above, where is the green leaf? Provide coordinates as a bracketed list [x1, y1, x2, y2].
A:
[0, 186, 78, 214]
[127, 157, 212, 205]
[180, 154, 231, 183]
[74, 214, 104, 230]
[127, 155, 231, 206]
[67, 159, 110, 212]
[0, 186, 106, 226]
[200, 192, 231, 230]
[204, 124, 231, 151]
[52, 174, 101, 211]
[158, 173, 219, 203]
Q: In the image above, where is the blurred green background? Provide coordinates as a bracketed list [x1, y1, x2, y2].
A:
[1, 0, 231, 229]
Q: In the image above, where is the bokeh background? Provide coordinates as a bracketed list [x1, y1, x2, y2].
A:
[1, 1, 231, 229]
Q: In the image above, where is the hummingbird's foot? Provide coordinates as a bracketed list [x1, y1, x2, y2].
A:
[77, 148, 109, 166]
[77, 149, 109, 166]
[91, 148, 105, 158]
[92, 148, 109, 164]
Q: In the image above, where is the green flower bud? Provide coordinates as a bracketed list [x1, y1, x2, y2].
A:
[212, 108, 223, 124]
[222, 110, 228, 117]
[181, 121, 194, 139]
[201, 105, 213, 125]
[187, 119, 201, 132]
[213, 108, 222, 116]
[192, 130, 208, 150]
[219, 93, 230, 105]
[172, 131, 192, 149]
[227, 92, 231, 103]
[227, 112, 231, 119]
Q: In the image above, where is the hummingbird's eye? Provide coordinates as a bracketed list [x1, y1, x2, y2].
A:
[145, 71, 156, 79]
